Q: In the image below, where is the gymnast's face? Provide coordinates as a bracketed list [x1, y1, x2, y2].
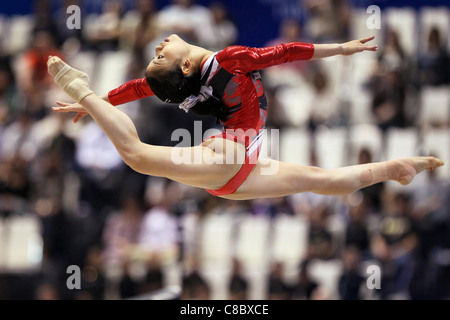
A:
[147, 34, 191, 74]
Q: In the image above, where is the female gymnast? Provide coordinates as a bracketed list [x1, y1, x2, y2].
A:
[48, 34, 444, 200]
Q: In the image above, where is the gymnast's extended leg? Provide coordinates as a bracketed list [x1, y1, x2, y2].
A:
[224, 157, 444, 200]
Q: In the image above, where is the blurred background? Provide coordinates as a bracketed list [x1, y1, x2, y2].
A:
[0, 0, 449, 300]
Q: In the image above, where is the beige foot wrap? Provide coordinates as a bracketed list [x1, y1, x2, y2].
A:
[360, 161, 416, 187]
[52, 63, 93, 103]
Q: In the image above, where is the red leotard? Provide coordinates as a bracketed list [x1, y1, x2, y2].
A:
[108, 42, 315, 196]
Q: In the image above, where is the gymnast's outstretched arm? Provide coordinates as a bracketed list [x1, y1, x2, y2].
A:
[311, 35, 378, 59]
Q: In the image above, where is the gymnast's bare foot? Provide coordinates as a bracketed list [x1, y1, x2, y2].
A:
[391, 156, 444, 185]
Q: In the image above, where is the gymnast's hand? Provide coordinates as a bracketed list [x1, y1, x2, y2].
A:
[52, 101, 89, 123]
[340, 36, 378, 56]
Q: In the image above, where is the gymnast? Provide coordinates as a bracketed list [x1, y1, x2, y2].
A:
[48, 34, 444, 200]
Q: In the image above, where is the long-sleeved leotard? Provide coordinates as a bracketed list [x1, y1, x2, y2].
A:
[107, 42, 315, 195]
[108, 77, 154, 106]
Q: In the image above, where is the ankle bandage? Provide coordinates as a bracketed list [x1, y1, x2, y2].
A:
[53, 64, 93, 103]
[360, 163, 389, 186]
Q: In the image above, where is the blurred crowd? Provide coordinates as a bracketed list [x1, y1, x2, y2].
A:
[0, 0, 449, 300]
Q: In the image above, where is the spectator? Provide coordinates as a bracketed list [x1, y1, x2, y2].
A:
[0, 155, 31, 200]
[356, 148, 385, 213]
[370, 70, 408, 131]
[0, 50, 17, 124]
[207, 2, 239, 52]
[378, 29, 408, 73]
[115, 257, 164, 299]
[30, 147, 69, 280]
[32, 0, 60, 45]
[338, 245, 365, 300]
[228, 258, 249, 300]
[43, 114, 78, 170]
[367, 29, 410, 131]
[156, 0, 216, 49]
[307, 66, 339, 131]
[264, 85, 291, 129]
[182, 271, 210, 300]
[432, 202, 450, 299]
[75, 118, 125, 212]
[182, 258, 211, 300]
[369, 233, 415, 300]
[369, 192, 418, 299]
[0, 111, 34, 163]
[409, 164, 450, 299]
[137, 178, 180, 267]
[304, 0, 350, 43]
[250, 197, 292, 219]
[267, 261, 290, 300]
[15, 30, 63, 119]
[118, 263, 140, 299]
[89, 0, 123, 52]
[417, 27, 450, 86]
[77, 245, 106, 300]
[379, 192, 416, 248]
[308, 206, 335, 260]
[344, 198, 370, 253]
[31, 149, 64, 214]
[102, 195, 144, 266]
[121, 0, 159, 79]
[138, 258, 165, 296]
[179, 200, 204, 272]
[290, 260, 319, 300]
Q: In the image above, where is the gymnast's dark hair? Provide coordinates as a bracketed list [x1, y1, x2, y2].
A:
[145, 61, 201, 104]
[145, 64, 229, 122]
